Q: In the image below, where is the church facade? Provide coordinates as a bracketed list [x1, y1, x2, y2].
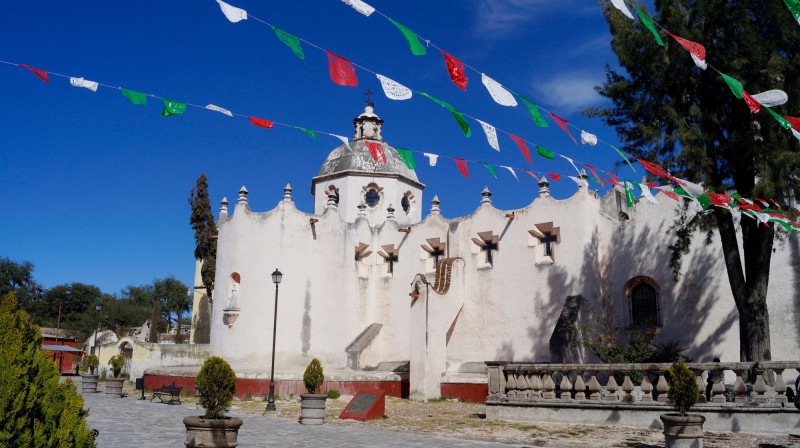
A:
[189, 106, 800, 400]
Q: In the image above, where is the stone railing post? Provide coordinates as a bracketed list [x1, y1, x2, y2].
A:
[588, 373, 602, 400]
[542, 372, 556, 399]
[621, 372, 635, 402]
[574, 372, 587, 400]
[559, 370, 573, 400]
[772, 368, 787, 404]
[640, 374, 653, 402]
[605, 374, 619, 401]
[529, 373, 543, 399]
[731, 368, 748, 403]
[690, 368, 707, 404]
[487, 362, 506, 397]
[754, 368, 769, 404]
[656, 372, 669, 403]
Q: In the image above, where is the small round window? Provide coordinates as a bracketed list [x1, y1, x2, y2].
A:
[365, 188, 380, 208]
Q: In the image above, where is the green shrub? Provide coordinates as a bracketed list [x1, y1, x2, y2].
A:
[327, 390, 341, 400]
[84, 354, 99, 375]
[108, 354, 125, 378]
[303, 358, 324, 394]
[0, 292, 95, 447]
[667, 360, 699, 416]
[196, 356, 237, 419]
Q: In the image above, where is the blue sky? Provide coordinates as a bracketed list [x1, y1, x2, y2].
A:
[0, 0, 629, 294]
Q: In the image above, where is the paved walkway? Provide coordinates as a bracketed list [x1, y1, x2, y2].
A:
[82, 391, 527, 448]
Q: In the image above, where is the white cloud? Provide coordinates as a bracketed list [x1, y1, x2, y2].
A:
[535, 74, 606, 110]
[471, 0, 590, 37]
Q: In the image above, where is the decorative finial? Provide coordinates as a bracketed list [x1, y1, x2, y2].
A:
[357, 201, 367, 217]
[538, 176, 550, 198]
[430, 195, 441, 214]
[481, 186, 492, 204]
[387, 204, 396, 220]
[238, 186, 249, 204]
[326, 192, 338, 208]
[281, 183, 292, 202]
[363, 89, 375, 108]
[579, 169, 589, 190]
[220, 197, 229, 216]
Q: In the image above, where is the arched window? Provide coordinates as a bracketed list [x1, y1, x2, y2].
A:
[625, 276, 661, 326]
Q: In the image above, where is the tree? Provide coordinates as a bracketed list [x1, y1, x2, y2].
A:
[189, 173, 218, 304]
[153, 276, 190, 343]
[0, 257, 43, 311]
[0, 292, 94, 446]
[589, 1, 800, 362]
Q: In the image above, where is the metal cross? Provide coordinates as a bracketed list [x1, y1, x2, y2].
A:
[364, 89, 375, 107]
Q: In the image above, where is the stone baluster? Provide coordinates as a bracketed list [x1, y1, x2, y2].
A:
[588, 373, 602, 400]
[692, 368, 707, 404]
[773, 369, 787, 404]
[574, 373, 587, 400]
[559, 371, 573, 400]
[542, 373, 557, 399]
[640, 374, 653, 402]
[506, 372, 518, 396]
[516, 374, 530, 398]
[656, 373, 670, 402]
[711, 367, 726, 403]
[529, 373, 543, 399]
[605, 374, 619, 401]
[732, 369, 748, 403]
[754, 368, 768, 404]
[621, 373, 635, 402]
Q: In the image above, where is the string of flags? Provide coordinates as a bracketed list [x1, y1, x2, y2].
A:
[211, 0, 636, 180]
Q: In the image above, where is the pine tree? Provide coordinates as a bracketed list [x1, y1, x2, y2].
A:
[189, 173, 218, 303]
[589, 1, 800, 362]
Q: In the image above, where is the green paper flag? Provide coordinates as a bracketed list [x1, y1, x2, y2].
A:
[272, 26, 304, 59]
[418, 92, 471, 137]
[697, 193, 713, 210]
[518, 96, 549, 128]
[396, 147, 417, 169]
[298, 127, 319, 140]
[783, 0, 800, 24]
[673, 186, 694, 198]
[121, 88, 146, 105]
[719, 72, 743, 99]
[536, 145, 554, 160]
[480, 163, 497, 178]
[623, 180, 636, 207]
[388, 18, 426, 56]
[161, 99, 187, 117]
[610, 145, 636, 173]
[765, 107, 793, 129]
[636, 6, 664, 46]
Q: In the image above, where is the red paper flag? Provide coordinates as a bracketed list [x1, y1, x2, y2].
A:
[660, 190, 680, 202]
[441, 50, 468, 91]
[509, 134, 532, 164]
[583, 164, 605, 187]
[364, 141, 387, 165]
[327, 51, 358, 87]
[248, 117, 274, 128]
[607, 173, 620, 186]
[550, 112, 577, 144]
[635, 158, 686, 186]
[666, 31, 706, 61]
[521, 169, 539, 181]
[742, 91, 761, 113]
[547, 173, 561, 182]
[19, 64, 49, 83]
[783, 116, 800, 129]
[708, 192, 733, 207]
[454, 158, 469, 178]
[739, 203, 763, 212]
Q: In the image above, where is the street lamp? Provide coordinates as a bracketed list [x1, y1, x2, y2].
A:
[266, 268, 283, 412]
[92, 303, 102, 355]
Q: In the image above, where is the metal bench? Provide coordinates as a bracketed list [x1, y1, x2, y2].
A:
[150, 381, 182, 405]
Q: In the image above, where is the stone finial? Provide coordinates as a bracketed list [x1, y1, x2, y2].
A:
[481, 186, 492, 204]
[430, 195, 441, 214]
[387, 204, 396, 220]
[579, 168, 590, 181]
[357, 201, 367, 217]
[283, 183, 293, 202]
[238, 186, 249, 204]
[220, 197, 229, 216]
[538, 176, 550, 197]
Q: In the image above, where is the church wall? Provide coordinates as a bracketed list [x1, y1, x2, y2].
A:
[313, 175, 422, 226]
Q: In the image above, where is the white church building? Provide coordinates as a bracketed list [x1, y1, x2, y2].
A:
[177, 105, 800, 401]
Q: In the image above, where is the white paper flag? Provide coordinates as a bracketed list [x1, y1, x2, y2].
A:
[69, 77, 98, 92]
[205, 104, 233, 117]
[476, 119, 500, 151]
[559, 155, 582, 175]
[502, 166, 519, 182]
[792, 128, 800, 142]
[329, 134, 349, 146]
[580, 130, 597, 146]
[752, 90, 788, 107]
[638, 183, 658, 204]
[217, 0, 247, 23]
[341, 0, 375, 16]
[423, 153, 438, 167]
[690, 53, 708, 70]
[569, 176, 589, 188]
[376, 74, 412, 100]
[752, 211, 771, 225]
[610, 0, 634, 19]
[481, 73, 517, 107]
[682, 179, 704, 197]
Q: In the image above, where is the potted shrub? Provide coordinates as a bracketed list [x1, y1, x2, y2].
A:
[299, 358, 327, 425]
[660, 360, 705, 448]
[105, 354, 126, 398]
[184, 356, 242, 448]
[81, 354, 100, 393]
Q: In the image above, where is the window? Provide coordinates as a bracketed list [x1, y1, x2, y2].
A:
[625, 276, 661, 326]
[472, 231, 499, 267]
[365, 189, 380, 208]
[401, 196, 410, 214]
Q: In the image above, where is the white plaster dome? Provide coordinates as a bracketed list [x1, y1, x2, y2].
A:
[316, 140, 419, 182]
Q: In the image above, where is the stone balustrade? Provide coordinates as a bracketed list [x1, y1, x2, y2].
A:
[486, 361, 800, 406]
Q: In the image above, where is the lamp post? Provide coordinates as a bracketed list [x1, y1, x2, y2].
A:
[92, 303, 102, 355]
[266, 268, 283, 412]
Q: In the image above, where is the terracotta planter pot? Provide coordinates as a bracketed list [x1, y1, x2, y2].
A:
[105, 377, 125, 398]
[81, 374, 99, 393]
[183, 416, 243, 448]
[660, 413, 705, 448]
[299, 394, 328, 425]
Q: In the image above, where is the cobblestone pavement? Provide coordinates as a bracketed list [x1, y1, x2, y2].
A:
[82, 391, 529, 448]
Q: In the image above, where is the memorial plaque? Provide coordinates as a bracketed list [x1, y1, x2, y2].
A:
[339, 389, 386, 421]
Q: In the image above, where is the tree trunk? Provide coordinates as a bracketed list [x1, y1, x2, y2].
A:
[713, 208, 773, 362]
